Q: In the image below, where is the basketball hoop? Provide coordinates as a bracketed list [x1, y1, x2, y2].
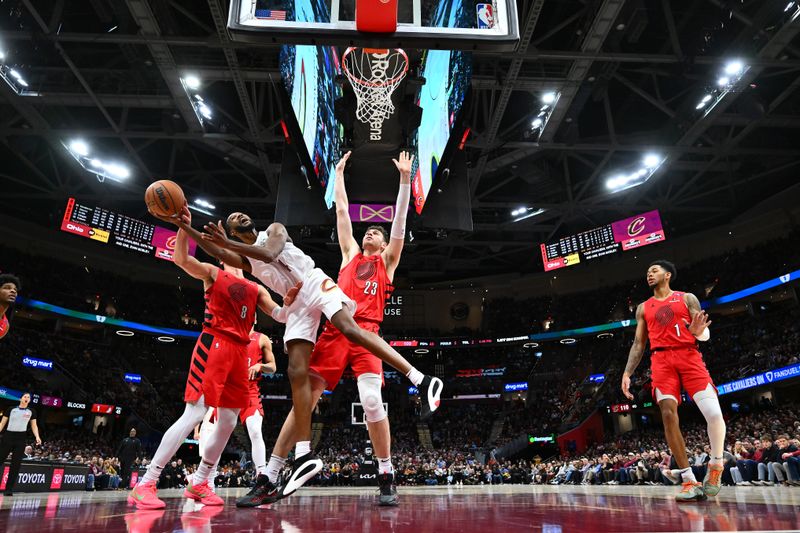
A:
[342, 47, 409, 134]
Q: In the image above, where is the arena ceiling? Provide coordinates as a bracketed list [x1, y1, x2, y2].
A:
[1, 0, 799, 283]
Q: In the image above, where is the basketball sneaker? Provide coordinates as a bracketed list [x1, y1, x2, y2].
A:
[277, 453, 323, 499]
[703, 464, 724, 496]
[236, 474, 281, 508]
[675, 481, 706, 502]
[184, 479, 224, 506]
[128, 481, 166, 510]
[420, 375, 444, 419]
[377, 473, 399, 506]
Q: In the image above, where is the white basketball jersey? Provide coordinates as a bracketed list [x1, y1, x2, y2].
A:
[249, 233, 315, 297]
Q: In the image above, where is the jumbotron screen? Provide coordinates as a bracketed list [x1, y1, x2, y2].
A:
[60, 197, 196, 262]
[540, 210, 666, 272]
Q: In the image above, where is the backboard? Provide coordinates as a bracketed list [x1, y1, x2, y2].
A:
[228, 0, 519, 51]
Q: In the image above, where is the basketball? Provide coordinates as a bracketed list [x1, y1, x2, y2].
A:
[145, 180, 185, 218]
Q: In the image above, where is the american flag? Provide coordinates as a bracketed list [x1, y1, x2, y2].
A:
[255, 9, 286, 20]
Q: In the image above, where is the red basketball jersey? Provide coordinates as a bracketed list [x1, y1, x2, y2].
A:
[338, 253, 393, 324]
[643, 291, 697, 350]
[202, 269, 258, 345]
[0, 314, 8, 339]
[246, 331, 263, 398]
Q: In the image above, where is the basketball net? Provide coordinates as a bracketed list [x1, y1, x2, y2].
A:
[342, 47, 409, 132]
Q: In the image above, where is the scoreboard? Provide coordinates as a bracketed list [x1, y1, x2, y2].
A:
[60, 197, 196, 262]
[540, 210, 666, 272]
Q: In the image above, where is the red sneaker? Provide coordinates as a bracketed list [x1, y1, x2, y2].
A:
[184, 479, 224, 506]
[128, 481, 166, 510]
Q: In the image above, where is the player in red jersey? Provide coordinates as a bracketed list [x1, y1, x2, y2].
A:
[129, 211, 298, 510]
[245, 150, 413, 507]
[0, 274, 21, 340]
[621, 260, 725, 502]
[196, 325, 275, 495]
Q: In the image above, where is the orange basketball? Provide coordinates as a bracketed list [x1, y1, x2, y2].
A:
[145, 180, 185, 218]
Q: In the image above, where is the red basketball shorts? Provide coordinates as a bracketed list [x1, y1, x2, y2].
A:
[184, 331, 249, 409]
[650, 347, 716, 405]
[309, 321, 384, 391]
[239, 390, 264, 425]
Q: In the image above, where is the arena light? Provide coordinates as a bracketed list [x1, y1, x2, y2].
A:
[717, 76, 730, 87]
[513, 208, 546, 223]
[182, 75, 201, 90]
[560, 338, 576, 344]
[541, 92, 557, 104]
[0, 63, 32, 95]
[597, 332, 614, 339]
[523, 342, 539, 348]
[190, 199, 215, 216]
[527, 91, 560, 139]
[62, 140, 131, 183]
[531, 118, 542, 128]
[156, 336, 175, 343]
[115, 330, 134, 337]
[194, 199, 215, 210]
[643, 153, 662, 168]
[69, 139, 90, 157]
[724, 60, 744, 76]
[414, 348, 429, 354]
[606, 153, 665, 193]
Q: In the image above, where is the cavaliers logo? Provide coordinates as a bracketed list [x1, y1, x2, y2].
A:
[356, 261, 377, 280]
[166, 235, 177, 250]
[627, 216, 646, 237]
[228, 283, 247, 303]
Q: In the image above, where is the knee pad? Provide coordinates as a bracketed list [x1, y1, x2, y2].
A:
[357, 373, 387, 423]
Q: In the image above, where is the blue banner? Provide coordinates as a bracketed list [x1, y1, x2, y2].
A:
[408, 386, 419, 395]
[703, 269, 799, 308]
[22, 356, 54, 371]
[124, 373, 142, 383]
[0, 386, 25, 401]
[717, 362, 800, 396]
[588, 373, 605, 383]
[504, 382, 528, 392]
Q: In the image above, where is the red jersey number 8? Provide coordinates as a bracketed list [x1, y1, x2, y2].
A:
[240, 305, 248, 319]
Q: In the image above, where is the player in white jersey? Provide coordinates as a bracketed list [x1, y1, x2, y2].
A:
[173, 205, 443, 498]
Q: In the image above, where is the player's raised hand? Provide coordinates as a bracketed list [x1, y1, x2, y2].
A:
[202, 220, 231, 247]
[148, 208, 181, 226]
[177, 202, 192, 227]
[621, 373, 634, 400]
[284, 281, 303, 307]
[686, 310, 712, 337]
[392, 150, 414, 177]
[335, 151, 352, 177]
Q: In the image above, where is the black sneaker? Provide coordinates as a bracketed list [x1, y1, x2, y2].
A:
[419, 375, 444, 419]
[277, 453, 323, 499]
[377, 473, 398, 506]
[235, 474, 280, 508]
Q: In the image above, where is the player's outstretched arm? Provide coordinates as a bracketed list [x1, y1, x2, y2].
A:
[684, 292, 712, 341]
[0, 415, 7, 432]
[202, 221, 288, 264]
[152, 203, 252, 271]
[174, 228, 215, 283]
[621, 303, 648, 400]
[383, 151, 413, 274]
[333, 151, 359, 265]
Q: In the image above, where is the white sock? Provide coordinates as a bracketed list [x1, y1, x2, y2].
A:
[377, 457, 393, 475]
[141, 463, 164, 486]
[295, 440, 311, 457]
[406, 368, 424, 386]
[267, 454, 287, 484]
[194, 461, 215, 485]
[680, 467, 697, 483]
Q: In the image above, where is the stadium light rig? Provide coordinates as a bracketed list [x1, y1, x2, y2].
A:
[190, 198, 216, 216]
[0, 45, 36, 96]
[605, 153, 664, 193]
[511, 207, 546, 222]
[694, 59, 750, 114]
[180, 75, 214, 127]
[526, 91, 560, 139]
[62, 139, 131, 183]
